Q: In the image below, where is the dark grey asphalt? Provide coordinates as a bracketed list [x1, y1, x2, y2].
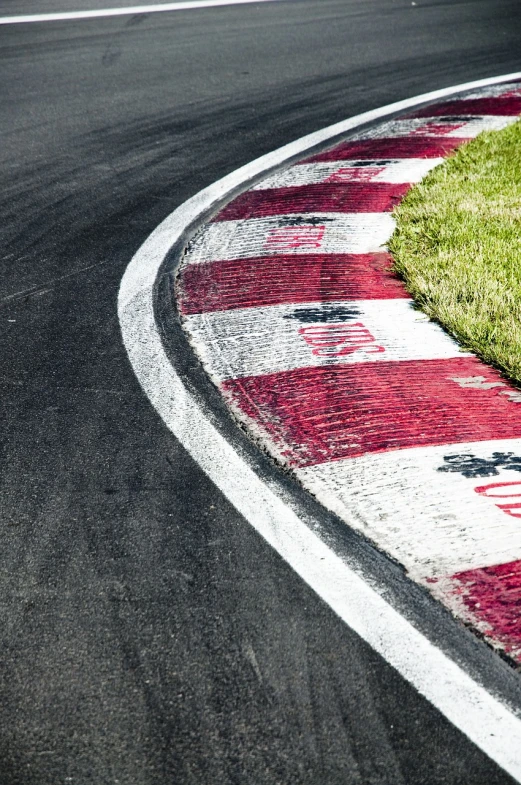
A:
[2, 1, 521, 782]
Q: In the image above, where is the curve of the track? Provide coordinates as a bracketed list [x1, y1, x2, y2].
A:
[2, 2, 521, 783]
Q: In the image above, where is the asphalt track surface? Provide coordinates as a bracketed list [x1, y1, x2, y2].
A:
[3, 1, 521, 782]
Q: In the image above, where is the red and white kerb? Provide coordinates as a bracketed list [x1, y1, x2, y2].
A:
[177, 83, 521, 662]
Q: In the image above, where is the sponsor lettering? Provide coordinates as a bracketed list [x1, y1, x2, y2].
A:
[325, 166, 385, 183]
[264, 224, 326, 250]
[438, 455, 521, 520]
[299, 322, 385, 357]
[475, 481, 521, 519]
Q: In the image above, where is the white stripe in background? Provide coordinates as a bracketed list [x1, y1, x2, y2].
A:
[296, 439, 521, 580]
[251, 158, 444, 190]
[183, 299, 467, 380]
[184, 213, 395, 263]
[0, 0, 281, 25]
[355, 115, 517, 139]
[119, 73, 521, 780]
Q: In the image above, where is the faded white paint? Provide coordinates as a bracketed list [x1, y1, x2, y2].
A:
[251, 158, 444, 190]
[297, 439, 521, 579]
[184, 213, 395, 264]
[458, 83, 521, 99]
[183, 299, 468, 380]
[355, 115, 517, 140]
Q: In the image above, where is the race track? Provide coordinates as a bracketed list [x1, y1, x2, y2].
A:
[2, 1, 521, 782]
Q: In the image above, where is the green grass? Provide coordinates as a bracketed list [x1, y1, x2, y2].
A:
[389, 119, 521, 382]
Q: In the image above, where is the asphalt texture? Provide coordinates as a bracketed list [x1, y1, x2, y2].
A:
[2, 1, 521, 782]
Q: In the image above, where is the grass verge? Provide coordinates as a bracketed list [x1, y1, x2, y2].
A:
[389, 119, 521, 382]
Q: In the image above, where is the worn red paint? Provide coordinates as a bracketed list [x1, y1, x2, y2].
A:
[501, 86, 521, 99]
[177, 252, 408, 315]
[406, 96, 521, 117]
[221, 356, 521, 466]
[448, 559, 521, 662]
[304, 137, 467, 163]
[213, 182, 409, 221]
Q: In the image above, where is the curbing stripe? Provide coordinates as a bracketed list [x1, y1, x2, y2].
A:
[405, 96, 521, 117]
[434, 559, 521, 663]
[304, 136, 481, 161]
[296, 439, 521, 579]
[220, 357, 521, 465]
[352, 114, 517, 140]
[183, 212, 395, 263]
[212, 182, 410, 220]
[183, 299, 467, 379]
[177, 252, 408, 314]
[251, 158, 443, 189]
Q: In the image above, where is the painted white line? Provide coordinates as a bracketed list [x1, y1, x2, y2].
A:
[119, 72, 521, 780]
[184, 213, 395, 263]
[183, 299, 467, 379]
[0, 0, 281, 25]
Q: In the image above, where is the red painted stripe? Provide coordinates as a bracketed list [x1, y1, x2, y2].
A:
[405, 96, 521, 118]
[178, 252, 408, 314]
[448, 559, 521, 662]
[222, 357, 521, 467]
[213, 183, 410, 221]
[305, 137, 467, 163]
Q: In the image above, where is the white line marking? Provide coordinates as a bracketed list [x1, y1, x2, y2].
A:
[119, 72, 521, 780]
[0, 0, 281, 25]
[452, 84, 521, 99]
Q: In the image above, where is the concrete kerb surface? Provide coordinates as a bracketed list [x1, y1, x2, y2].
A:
[177, 78, 521, 663]
[119, 73, 521, 779]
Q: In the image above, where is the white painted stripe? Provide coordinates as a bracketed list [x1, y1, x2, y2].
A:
[183, 299, 467, 380]
[460, 83, 521, 99]
[355, 114, 517, 140]
[297, 439, 521, 580]
[0, 0, 281, 25]
[119, 73, 521, 780]
[251, 159, 444, 190]
[184, 213, 395, 264]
